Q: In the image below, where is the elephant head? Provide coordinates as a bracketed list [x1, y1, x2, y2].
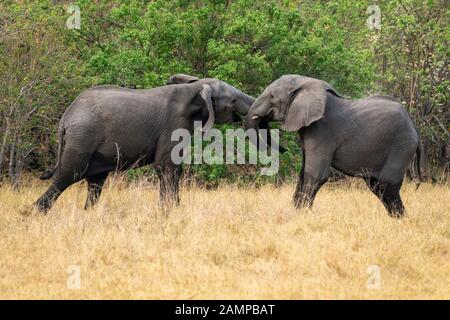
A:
[167, 74, 255, 126]
[246, 75, 343, 134]
[199, 78, 254, 124]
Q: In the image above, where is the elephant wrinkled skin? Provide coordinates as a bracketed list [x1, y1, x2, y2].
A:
[34, 75, 254, 213]
[246, 75, 421, 217]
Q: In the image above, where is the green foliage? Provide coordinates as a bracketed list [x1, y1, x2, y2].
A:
[1, 0, 447, 183]
[373, 0, 449, 174]
[66, 0, 376, 95]
[0, 1, 89, 179]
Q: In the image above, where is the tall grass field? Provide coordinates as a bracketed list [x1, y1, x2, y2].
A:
[0, 178, 449, 299]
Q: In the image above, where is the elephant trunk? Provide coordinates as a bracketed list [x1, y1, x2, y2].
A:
[245, 97, 275, 152]
[245, 95, 271, 129]
[245, 98, 262, 131]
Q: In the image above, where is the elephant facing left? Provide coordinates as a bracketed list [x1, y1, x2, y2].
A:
[33, 75, 254, 213]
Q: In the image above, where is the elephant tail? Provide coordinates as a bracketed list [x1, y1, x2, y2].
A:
[40, 128, 65, 180]
[415, 135, 423, 190]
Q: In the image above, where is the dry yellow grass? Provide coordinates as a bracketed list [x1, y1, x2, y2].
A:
[0, 177, 449, 299]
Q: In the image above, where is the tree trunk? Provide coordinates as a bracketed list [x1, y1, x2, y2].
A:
[420, 138, 431, 180]
[0, 117, 11, 175]
[9, 133, 25, 189]
[438, 138, 450, 182]
[13, 146, 23, 189]
[8, 135, 22, 188]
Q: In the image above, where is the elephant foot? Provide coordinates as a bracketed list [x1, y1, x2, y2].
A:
[33, 198, 52, 215]
[159, 199, 180, 210]
[293, 194, 314, 210]
[386, 202, 405, 219]
[19, 204, 43, 216]
[158, 193, 180, 211]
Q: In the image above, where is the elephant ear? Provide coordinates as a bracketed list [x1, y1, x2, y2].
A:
[166, 74, 199, 85]
[282, 79, 327, 132]
[199, 84, 215, 132]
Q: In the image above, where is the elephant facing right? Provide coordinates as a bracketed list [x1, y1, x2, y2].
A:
[246, 75, 422, 217]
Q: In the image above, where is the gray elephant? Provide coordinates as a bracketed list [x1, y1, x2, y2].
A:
[34, 75, 254, 213]
[246, 75, 422, 217]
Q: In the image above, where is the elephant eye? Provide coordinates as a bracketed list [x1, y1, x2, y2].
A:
[269, 93, 277, 104]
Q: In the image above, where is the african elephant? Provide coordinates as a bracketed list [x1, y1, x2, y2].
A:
[245, 75, 421, 217]
[34, 75, 255, 213]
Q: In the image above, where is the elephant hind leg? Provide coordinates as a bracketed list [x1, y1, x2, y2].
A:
[34, 179, 73, 213]
[382, 181, 405, 218]
[367, 177, 405, 218]
[84, 172, 109, 210]
[34, 147, 93, 213]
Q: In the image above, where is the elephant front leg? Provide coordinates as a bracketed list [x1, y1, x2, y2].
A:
[293, 176, 312, 208]
[293, 172, 328, 209]
[156, 164, 182, 207]
[293, 148, 333, 209]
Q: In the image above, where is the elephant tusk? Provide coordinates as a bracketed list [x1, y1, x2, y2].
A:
[252, 115, 260, 120]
